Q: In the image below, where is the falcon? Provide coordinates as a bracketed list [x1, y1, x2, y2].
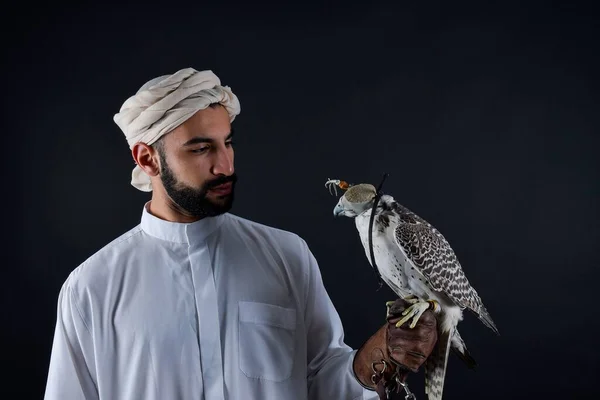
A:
[325, 178, 499, 400]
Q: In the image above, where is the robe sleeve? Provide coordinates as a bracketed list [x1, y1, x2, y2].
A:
[301, 241, 378, 400]
[44, 277, 99, 400]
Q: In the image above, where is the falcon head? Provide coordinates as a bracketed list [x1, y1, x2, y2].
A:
[333, 183, 377, 217]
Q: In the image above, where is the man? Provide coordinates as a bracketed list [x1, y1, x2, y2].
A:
[44, 68, 437, 400]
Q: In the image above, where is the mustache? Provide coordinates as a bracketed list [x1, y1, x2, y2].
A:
[204, 173, 238, 190]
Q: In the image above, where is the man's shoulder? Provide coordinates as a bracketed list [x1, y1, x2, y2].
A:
[225, 214, 315, 278]
[65, 225, 144, 291]
[225, 213, 309, 252]
[226, 213, 302, 240]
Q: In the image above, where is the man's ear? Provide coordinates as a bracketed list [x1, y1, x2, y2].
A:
[131, 142, 160, 177]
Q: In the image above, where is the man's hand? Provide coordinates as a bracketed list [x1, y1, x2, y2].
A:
[353, 298, 438, 398]
[386, 298, 438, 373]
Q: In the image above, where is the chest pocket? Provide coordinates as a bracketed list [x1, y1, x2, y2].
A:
[238, 301, 297, 382]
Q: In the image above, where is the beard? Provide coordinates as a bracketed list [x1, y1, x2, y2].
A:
[159, 155, 237, 219]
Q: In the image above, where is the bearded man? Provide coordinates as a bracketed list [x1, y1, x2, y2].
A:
[44, 68, 437, 400]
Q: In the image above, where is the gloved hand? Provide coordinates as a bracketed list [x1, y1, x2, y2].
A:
[353, 298, 438, 399]
[386, 298, 438, 373]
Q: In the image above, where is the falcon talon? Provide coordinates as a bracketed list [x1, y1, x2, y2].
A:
[395, 301, 431, 329]
[426, 300, 440, 313]
[404, 297, 420, 305]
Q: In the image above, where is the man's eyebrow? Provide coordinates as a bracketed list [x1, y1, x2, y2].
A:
[182, 130, 234, 146]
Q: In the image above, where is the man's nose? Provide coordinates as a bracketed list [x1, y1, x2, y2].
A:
[211, 147, 234, 176]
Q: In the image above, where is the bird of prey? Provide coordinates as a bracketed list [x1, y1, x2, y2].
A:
[325, 178, 499, 400]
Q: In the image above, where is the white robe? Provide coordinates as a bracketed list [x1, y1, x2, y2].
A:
[44, 204, 377, 400]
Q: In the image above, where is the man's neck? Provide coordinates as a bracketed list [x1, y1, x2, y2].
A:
[147, 196, 205, 224]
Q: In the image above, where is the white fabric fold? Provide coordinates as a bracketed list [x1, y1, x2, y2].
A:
[113, 68, 241, 192]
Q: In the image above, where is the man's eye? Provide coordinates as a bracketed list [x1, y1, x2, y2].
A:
[226, 140, 235, 147]
[191, 147, 210, 153]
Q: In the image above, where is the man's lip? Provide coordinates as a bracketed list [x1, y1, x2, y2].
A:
[209, 182, 233, 192]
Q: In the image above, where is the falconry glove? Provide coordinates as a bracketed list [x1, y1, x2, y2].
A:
[353, 299, 438, 399]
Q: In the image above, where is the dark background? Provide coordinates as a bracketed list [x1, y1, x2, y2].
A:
[3, 1, 599, 399]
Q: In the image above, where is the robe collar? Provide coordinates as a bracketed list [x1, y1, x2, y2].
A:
[140, 202, 226, 244]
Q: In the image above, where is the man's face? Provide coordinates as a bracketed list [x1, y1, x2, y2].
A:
[157, 105, 237, 218]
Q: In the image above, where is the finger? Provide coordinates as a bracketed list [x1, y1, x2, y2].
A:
[389, 324, 437, 342]
[389, 333, 438, 358]
[390, 330, 433, 344]
[389, 314, 436, 332]
[418, 310, 437, 325]
[388, 347, 426, 373]
[386, 305, 407, 318]
[387, 298, 411, 313]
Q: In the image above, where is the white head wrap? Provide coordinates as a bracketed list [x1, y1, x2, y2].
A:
[113, 67, 241, 192]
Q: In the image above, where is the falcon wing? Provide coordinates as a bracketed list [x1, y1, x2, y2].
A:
[393, 220, 484, 314]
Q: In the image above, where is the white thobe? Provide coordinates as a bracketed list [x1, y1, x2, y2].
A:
[44, 204, 377, 400]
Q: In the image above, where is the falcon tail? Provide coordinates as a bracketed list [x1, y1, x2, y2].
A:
[424, 327, 453, 400]
[478, 305, 500, 336]
[451, 329, 477, 369]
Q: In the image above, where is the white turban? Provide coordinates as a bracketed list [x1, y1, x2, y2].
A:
[113, 67, 241, 192]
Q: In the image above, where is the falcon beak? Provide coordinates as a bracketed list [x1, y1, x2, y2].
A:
[333, 204, 344, 217]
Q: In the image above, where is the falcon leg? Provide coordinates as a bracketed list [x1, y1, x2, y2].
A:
[395, 300, 440, 329]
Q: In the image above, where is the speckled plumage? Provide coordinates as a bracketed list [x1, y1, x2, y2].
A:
[331, 183, 498, 400]
[381, 199, 497, 329]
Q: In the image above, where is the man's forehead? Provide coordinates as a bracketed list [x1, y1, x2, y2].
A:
[185, 106, 229, 128]
[167, 126, 232, 147]
[169, 108, 231, 140]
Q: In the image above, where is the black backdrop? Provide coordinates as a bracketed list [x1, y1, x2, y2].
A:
[4, 1, 599, 399]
